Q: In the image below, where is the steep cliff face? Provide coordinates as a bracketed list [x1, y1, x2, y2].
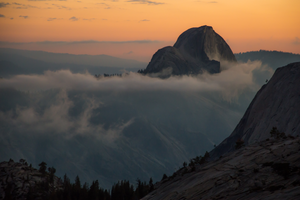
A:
[210, 62, 300, 159]
[143, 26, 236, 76]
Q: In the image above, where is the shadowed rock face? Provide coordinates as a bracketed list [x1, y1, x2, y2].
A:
[142, 137, 300, 200]
[141, 62, 300, 200]
[210, 62, 300, 159]
[143, 26, 236, 76]
[0, 160, 63, 200]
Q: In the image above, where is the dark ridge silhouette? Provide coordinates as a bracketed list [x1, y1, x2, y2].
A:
[0, 159, 153, 200]
[235, 50, 300, 70]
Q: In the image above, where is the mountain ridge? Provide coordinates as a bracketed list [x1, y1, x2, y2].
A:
[235, 50, 300, 70]
[0, 48, 146, 68]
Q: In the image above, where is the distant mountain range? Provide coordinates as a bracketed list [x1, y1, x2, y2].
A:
[0, 48, 147, 78]
[0, 47, 299, 78]
[235, 50, 300, 70]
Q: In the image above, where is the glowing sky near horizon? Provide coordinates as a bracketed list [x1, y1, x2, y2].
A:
[0, 0, 299, 61]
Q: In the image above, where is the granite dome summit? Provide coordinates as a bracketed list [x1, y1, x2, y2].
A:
[143, 26, 236, 76]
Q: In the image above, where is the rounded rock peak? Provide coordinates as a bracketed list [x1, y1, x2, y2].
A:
[174, 25, 236, 63]
[143, 25, 237, 76]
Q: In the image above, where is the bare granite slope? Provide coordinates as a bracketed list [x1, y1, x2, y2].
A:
[142, 137, 300, 200]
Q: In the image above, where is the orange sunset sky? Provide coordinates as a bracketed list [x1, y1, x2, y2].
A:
[0, 0, 299, 62]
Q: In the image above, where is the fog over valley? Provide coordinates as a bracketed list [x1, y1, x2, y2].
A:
[0, 55, 274, 188]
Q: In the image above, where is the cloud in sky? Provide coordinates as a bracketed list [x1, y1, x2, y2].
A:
[69, 16, 78, 21]
[83, 18, 96, 21]
[0, 40, 161, 45]
[196, 0, 218, 3]
[96, 3, 109, 6]
[127, 0, 164, 5]
[28, 0, 67, 1]
[47, 17, 57, 21]
[0, 2, 10, 8]
[52, 3, 71, 10]
[19, 15, 28, 19]
[16, 5, 39, 9]
[293, 37, 300, 45]
[5, 2, 40, 9]
[0, 2, 55, 9]
[36, 39, 159, 44]
[140, 19, 150, 22]
[0, 14, 4, 17]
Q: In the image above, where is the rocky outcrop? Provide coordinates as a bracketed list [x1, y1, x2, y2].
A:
[143, 26, 236, 76]
[0, 160, 62, 200]
[210, 62, 300, 159]
[142, 136, 300, 200]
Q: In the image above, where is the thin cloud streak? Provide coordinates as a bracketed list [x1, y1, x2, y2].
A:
[83, 18, 96, 21]
[127, 0, 164, 5]
[19, 15, 28, 19]
[28, 0, 67, 1]
[0, 2, 10, 8]
[9, 2, 40, 9]
[0, 40, 162, 45]
[47, 17, 57, 21]
[196, 0, 218, 3]
[140, 19, 150, 22]
[52, 4, 71, 10]
[69, 16, 78, 21]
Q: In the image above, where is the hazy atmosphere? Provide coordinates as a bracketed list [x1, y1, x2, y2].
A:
[1, 0, 300, 197]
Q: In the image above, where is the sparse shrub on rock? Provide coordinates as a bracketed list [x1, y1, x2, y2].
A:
[235, 139, 245, 149]
[270, 127, 286, 139]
